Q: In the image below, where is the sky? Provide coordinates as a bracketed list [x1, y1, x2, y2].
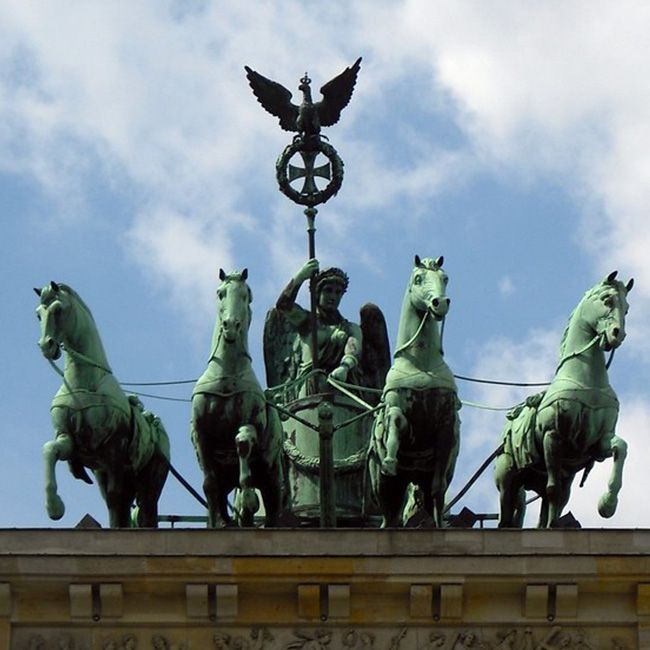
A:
[2, 1, 650, 529]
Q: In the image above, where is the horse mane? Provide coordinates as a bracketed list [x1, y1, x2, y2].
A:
[558, 280, 621, 358]
[57, 283, 97, 325]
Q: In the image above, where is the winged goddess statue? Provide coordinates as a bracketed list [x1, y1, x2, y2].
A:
[244, 57, 362, 143]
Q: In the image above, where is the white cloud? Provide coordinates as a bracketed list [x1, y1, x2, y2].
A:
[125, 207, 234, 323]
[394, 1, 650, 321]
[5, 1, 650, 335]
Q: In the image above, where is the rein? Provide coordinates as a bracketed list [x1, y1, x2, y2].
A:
[44, 342, 112, 396]
[394, 309, 446, 358]
[62, 343, 112, 375]
[393, 310, 430, 355]
[554, 333, 616, 374]
[44, 343, 114, 413]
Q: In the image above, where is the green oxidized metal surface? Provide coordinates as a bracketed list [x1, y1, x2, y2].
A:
[495, 272, 634, 528]
[282, 393, 372, 523]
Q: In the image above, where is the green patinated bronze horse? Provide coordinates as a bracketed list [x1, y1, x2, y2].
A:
[368, 256, 461, 527]
[35, 281, 170, 527]
[191, 269, 284, 527]
[495, 271, 633, 527]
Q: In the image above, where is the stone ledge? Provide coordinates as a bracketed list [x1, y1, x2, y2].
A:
[1, 528, 649, 558]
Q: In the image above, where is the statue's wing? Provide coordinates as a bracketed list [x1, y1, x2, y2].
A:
[244, 66, 299, 132]
[317, 57, 362, 127]
[263, 307, 301, 390]
[359, 302, 391, 394]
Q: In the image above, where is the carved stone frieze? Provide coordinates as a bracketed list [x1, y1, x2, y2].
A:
[16, 626, 634, 650]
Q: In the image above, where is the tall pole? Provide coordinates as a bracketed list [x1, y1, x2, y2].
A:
[305, 207, 319, 386]
[246, 58, 361, 530]
[318, 399, 336, 527]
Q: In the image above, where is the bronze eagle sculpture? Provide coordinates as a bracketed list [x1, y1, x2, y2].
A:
[244, 57, 362, 140]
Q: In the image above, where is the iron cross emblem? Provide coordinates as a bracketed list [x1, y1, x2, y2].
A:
[288, 150, 332, 196]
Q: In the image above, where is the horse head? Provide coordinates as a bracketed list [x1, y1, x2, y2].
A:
[409, 255, 450, 321]
[585, 271, 633, 352]
[34, 281, 68, 360]
[217, 268, 252, 345]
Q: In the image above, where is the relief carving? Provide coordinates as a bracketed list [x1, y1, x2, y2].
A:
[18, 627, 632, 650]
[24, 634, 85, 650]
[27, 636, 46, 650]
[102, 633, 137, 650]
[151, 634, 187, 649]
[342, 629, 375, 647]
[285, 629, 332, 649]
[213, 627, 274, 649]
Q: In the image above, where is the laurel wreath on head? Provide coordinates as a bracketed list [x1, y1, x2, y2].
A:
[276, 138, 344, 207]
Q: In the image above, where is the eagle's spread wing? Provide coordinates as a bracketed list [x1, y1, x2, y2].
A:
[244, 66, 299, 132]
[317, 57, 362, 128]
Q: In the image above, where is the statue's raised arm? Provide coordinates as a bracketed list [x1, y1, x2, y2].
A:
[263, 259, 389, 400]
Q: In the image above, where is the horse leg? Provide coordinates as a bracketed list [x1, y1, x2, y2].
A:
[598, 434, 628, 518]
[429, 468, 447, 528]
[191, 404, 231, 528]
[236, 424, 260, 527]
[202, 465, 229, 528]
[379, 475, 407, 528]
[537, 498, 549, 528]
[43, 433, 73, 521]
[135, 452, 169, 528]
[542, 429, 562, 527]
[258, 408, 284, 527]
[382, 392, 407, 476]
[553, 477, 573, 527]
[100, 470, 133, 528]
[257, 462, 282, 528]
[495, 452, 519, 528]
[513, 487, 527, 527]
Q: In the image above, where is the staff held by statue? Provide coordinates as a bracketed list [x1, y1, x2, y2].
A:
[245, 57, 360, 378]
[245, 57, 362, 527]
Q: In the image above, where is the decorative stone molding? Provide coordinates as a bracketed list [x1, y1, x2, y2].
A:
[440, 583, 463, 620]
[297, 584, 321, 620]
[637, 583, 650, 616]
[0, 583, 11, 617]
[409, 584, 432, 618]
[68, 584, 93, 619]
[100, 584, 123, 619]
[186, 584, 209, 619]
[328, 584, 350, 619]
[216, 584, 238, 619]
[556, 583, 578, 619]
[525, 584, 549, 619]
[15, 625, 634, 649]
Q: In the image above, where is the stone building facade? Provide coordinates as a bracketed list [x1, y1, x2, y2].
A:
[1, 528, 648, 649]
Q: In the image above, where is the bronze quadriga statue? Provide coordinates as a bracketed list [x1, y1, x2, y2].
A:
[368, 256, 461, 528]
[191, 269, 284, 528]
[495, 271, 633, 527]
[35, 282, 170, 528]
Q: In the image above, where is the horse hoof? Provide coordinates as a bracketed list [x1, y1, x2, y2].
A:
[381, 458, 398, 476]
[598, 494, 617, 518]
[47, 495, 65, 520]
[237, 488, 260, 514]
[209, 517, 230, 529]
